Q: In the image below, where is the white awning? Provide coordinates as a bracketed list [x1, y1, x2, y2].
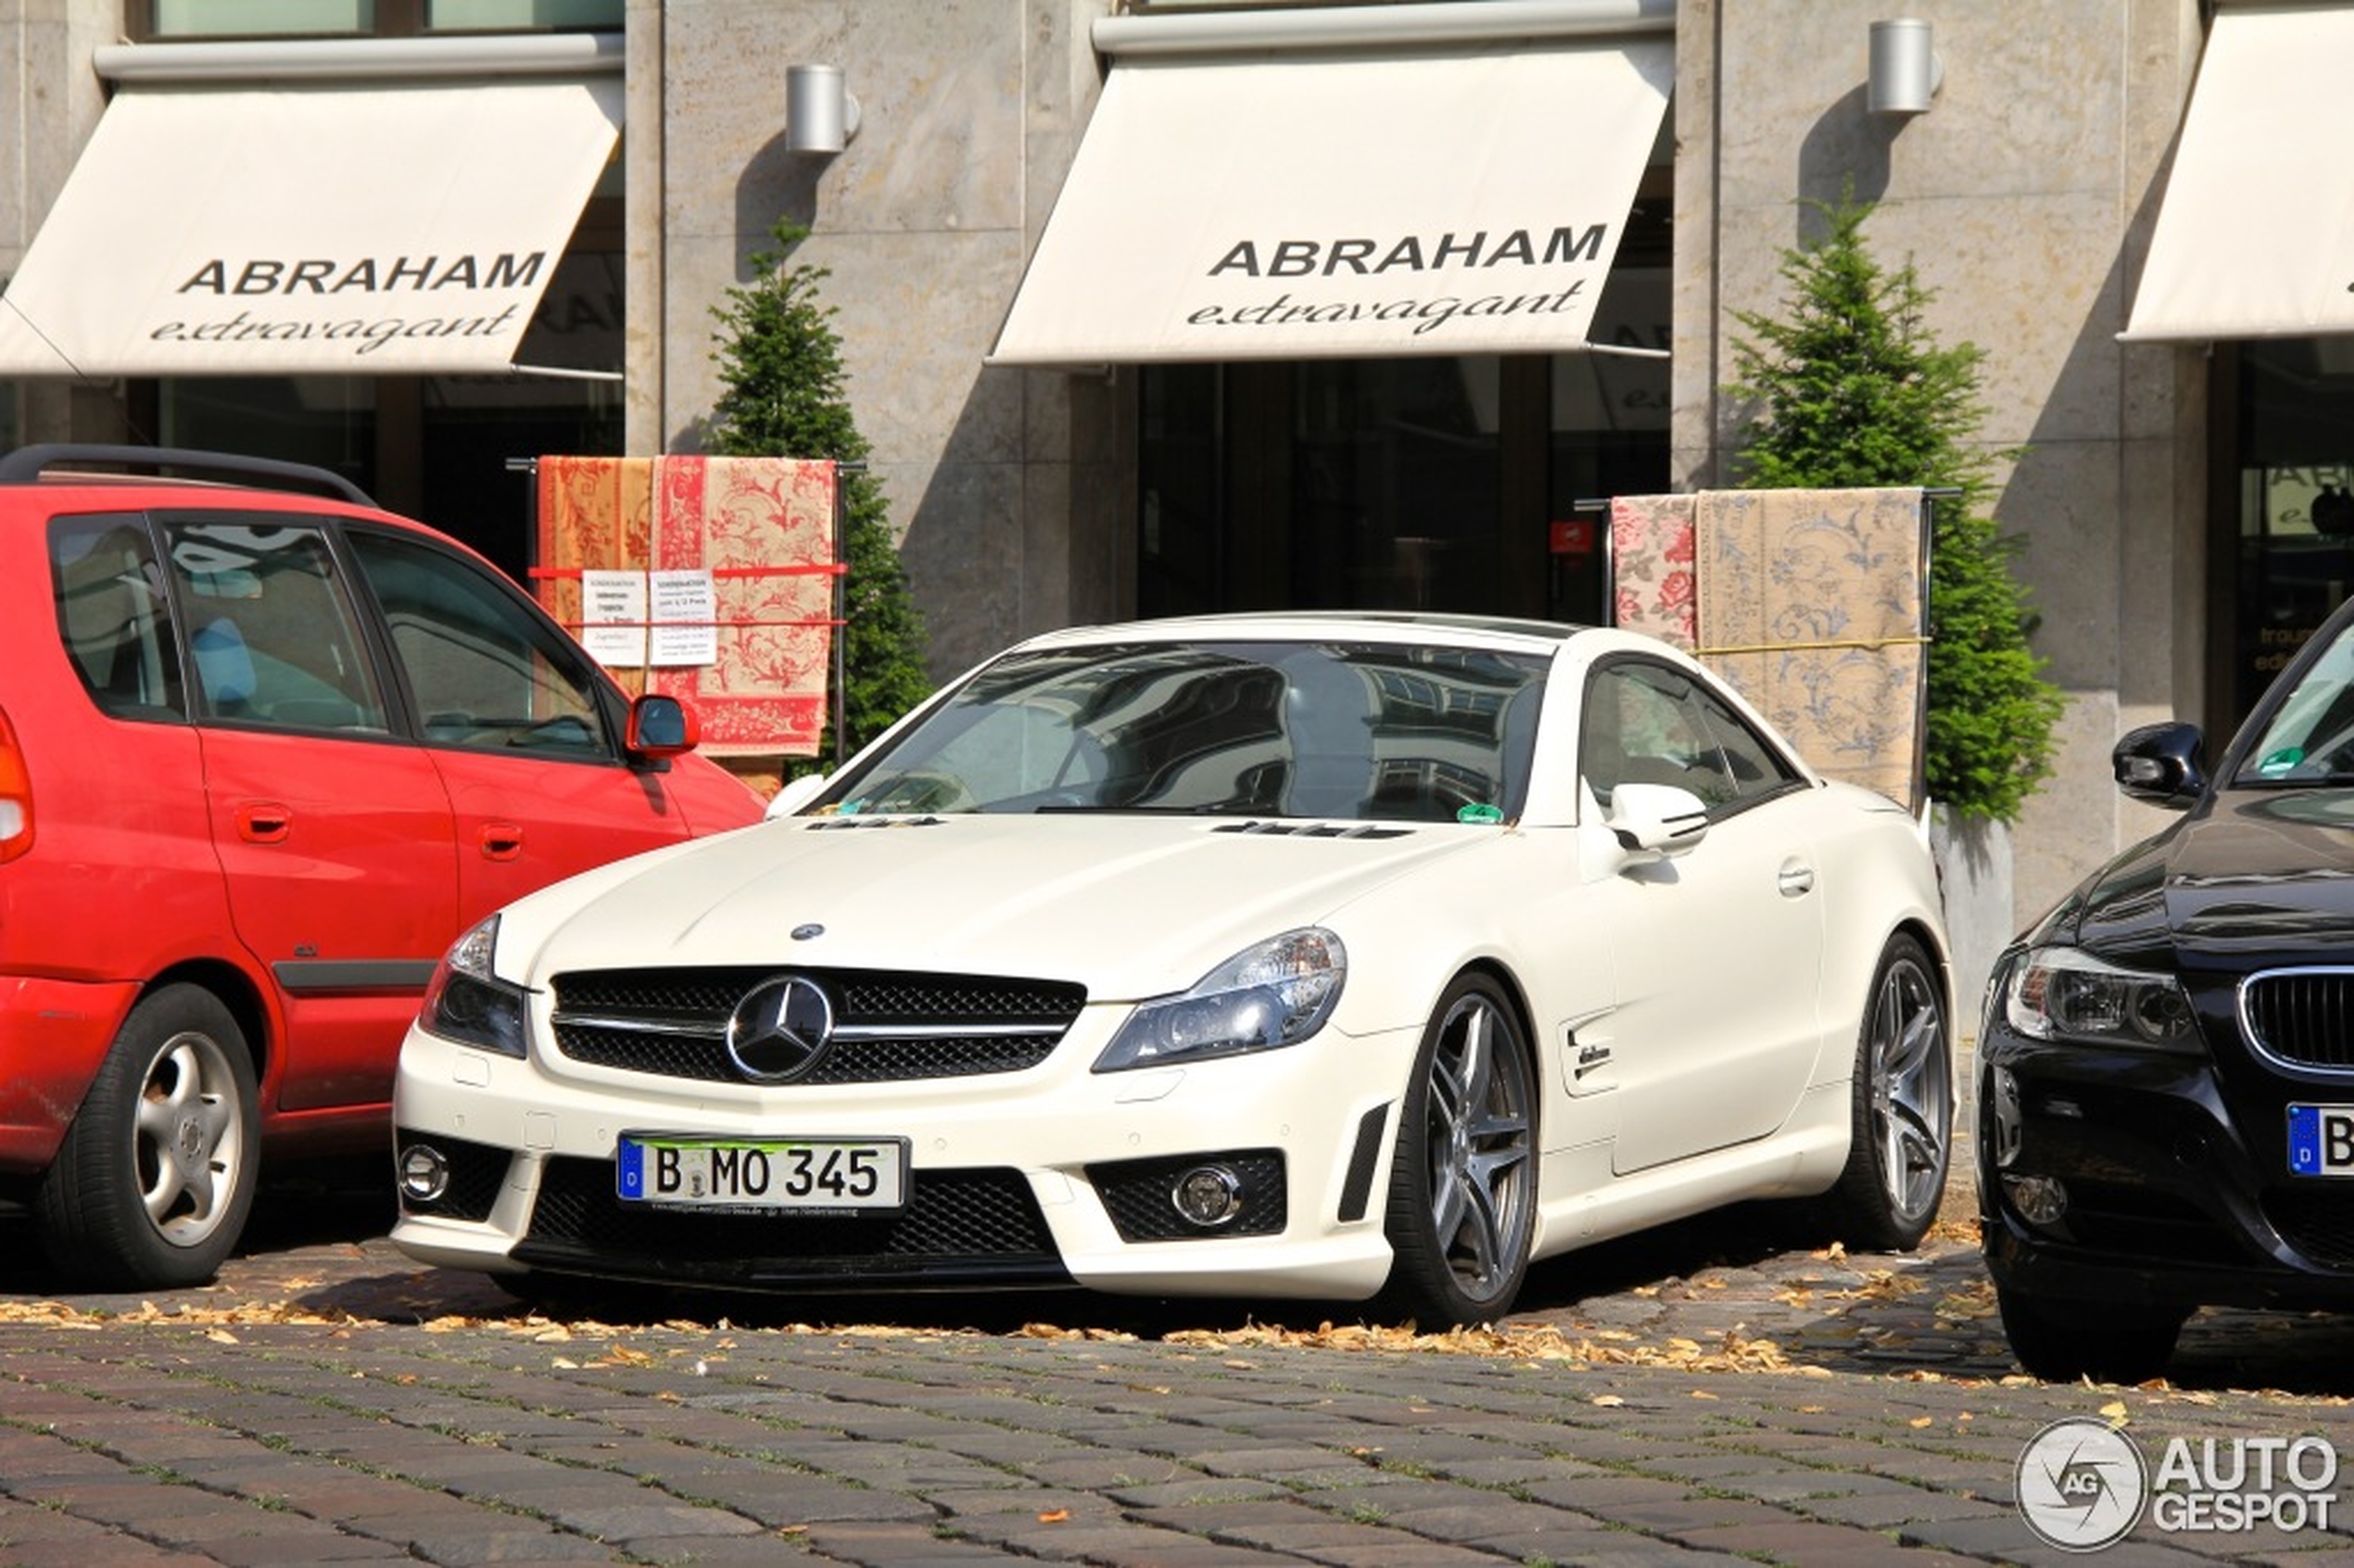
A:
[988, 36, 1674, 365]
[2123, 4, 2354, 343]
[0, 75, 622, 378]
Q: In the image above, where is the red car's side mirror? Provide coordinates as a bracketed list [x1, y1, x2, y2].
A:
[626, 693, 700, 758]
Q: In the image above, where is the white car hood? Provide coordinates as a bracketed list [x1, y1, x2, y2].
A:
[499, 814, 1486, 1001]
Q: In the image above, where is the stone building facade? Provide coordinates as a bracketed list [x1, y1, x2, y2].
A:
[0, 0, 2292, 969]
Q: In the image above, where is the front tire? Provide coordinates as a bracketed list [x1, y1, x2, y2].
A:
[1821, 933, 1951, 1252]
[1997, 1284, 2186, 1384]
[1379, 973, 1537, 1327]
[34, 985, 260, 1289]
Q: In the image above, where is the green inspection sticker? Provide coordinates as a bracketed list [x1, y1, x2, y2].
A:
[1457, 803, 1505, 825]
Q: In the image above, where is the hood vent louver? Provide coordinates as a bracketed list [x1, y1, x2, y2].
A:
[796, 815, 1411, 838]
[1212, 821, 1412, 841]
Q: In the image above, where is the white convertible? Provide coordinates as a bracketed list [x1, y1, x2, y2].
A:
[390, 613, 1954, 1325]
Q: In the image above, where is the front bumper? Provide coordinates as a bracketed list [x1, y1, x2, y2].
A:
[1976, 1029, 2354, 1313]
[390, 1017, 1419, 1301]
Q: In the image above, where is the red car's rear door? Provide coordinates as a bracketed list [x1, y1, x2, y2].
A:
[168, 516, 460, 1112]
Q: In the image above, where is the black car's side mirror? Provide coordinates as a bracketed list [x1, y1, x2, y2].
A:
[2113, 721, 2206, 809]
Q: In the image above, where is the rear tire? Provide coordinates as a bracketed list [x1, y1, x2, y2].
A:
[34, 985, 260, 1289]
[1378, 974, 1537, 1328]
[1820, 933, 1951, 1252]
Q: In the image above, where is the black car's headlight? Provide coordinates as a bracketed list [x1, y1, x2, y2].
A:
[417, 915, 530, 1059]
[2003, 945, 2199, 1053]
[1095, 929, 1347, 1071]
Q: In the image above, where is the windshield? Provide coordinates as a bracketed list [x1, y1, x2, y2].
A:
[2241, 618, 2354, 785]
[816, 639, 1550, 822]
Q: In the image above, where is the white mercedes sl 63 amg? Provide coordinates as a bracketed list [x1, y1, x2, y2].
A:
[390, 613, 1954, 1326]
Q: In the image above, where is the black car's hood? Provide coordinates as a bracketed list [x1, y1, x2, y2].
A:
[2060, 788, 2354, 970]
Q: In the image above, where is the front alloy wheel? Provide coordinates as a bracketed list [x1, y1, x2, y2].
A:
[1380, 973, 1537, 1327]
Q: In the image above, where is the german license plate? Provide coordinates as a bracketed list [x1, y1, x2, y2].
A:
[615, 1133, 907, 1211]
[2287, 1105, 2354, 1176]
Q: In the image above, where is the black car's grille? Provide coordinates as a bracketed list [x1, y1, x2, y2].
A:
[2059, 1179, 2253, 1267]
[2266, 1187, 2354, 1270]
[548, 967, 1086, 1085]
[2241, 968, 2354, 1072]
[515, 1157, 1067, 1287]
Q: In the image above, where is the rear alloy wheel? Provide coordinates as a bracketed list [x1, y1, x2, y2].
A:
[35, 984, 260, 1289]
[1997, 1283, 2187, 1385]
[1380, 974, 1537, 1327]
[1822, 933, 1952, 1252]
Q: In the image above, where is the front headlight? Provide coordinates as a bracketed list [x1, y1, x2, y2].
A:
[2003, 945, 2199, 1053]
[417, 915, 531, 1059]
[1095, 929, 1347, 1072]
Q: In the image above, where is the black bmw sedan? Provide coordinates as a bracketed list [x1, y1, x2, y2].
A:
[1981, 595, 2354, 1383]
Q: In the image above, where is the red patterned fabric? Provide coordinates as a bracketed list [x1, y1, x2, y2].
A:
[1609, 493, 1698, 650]
[535, 456, 839, 758]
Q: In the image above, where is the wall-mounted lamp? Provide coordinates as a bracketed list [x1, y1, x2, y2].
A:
[786, 64, 860, 154]
[1867, 19, 1943, 116]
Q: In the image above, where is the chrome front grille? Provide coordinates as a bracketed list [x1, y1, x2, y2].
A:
[2241, 967, 2354, 1072]
[549, 967, 1086, 1085]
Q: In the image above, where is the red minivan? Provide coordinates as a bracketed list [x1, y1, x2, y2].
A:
[0, 445, 766, 1287]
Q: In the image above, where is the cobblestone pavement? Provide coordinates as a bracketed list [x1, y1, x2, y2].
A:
[5, 1169, 2354, 1566]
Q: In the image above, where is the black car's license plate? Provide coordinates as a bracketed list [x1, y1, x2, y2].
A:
[615, 1133, 908, 1210]
[2288, 1105, 2354, 1177]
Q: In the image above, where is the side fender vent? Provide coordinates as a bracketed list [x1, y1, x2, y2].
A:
[1336, 1103, 1392, 1223]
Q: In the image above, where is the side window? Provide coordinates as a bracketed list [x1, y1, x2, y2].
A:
[345, 530, 614, 760]
[161, 519, 390, 733]
[50, 513, 183, 719]
[1579, 662, 1742, 811]
[1691, 684, 1806, 806]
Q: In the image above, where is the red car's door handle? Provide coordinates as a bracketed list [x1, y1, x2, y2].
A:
[479, 822, 525, 862]
[235, 803, 291, 843]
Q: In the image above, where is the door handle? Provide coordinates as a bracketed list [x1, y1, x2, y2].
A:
[235, 803, 291, 844]
[1778, 860, 1816, 897]
[478, 821, 525, 862]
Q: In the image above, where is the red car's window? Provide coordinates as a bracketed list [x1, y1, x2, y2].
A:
[49, 512, 184, 720]
[346, 529, 614, 760]
[161, 519, 392, 733]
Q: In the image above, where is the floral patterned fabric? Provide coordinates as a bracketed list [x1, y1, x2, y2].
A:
[535, 455, 841, 758]
[1608, 487, 1928, 811]
[1694, 487, 1927, 811]
[1608, 493, 1698, 650]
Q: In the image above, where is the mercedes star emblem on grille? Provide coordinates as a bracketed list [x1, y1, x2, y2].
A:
[725, 974, 835, 1082]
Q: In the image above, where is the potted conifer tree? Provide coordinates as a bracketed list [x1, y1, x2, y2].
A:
[698, 221, 932, 770]
[1726, 190, 2065, 993]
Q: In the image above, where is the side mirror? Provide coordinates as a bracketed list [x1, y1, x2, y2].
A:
[2113, 721, 2205, 809]
[766, 771, 833, 819]
[1604, 781, 1710, 859]
[626, 693, 700, 758]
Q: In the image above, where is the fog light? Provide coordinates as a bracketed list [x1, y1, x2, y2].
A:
[1172, 1165, 1244, 1228]
[399, 1143, 450, 1204]
[2004, 1173, 2068, 1227]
